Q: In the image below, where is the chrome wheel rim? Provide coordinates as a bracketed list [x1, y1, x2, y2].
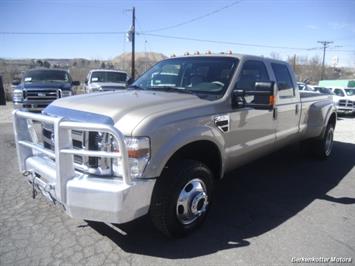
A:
[176, 178, 209, 225]
[325, 128, 334, 156]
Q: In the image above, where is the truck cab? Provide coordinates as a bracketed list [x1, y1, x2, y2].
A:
[85, 69, 128, 93]
[12, 68, 80, 112]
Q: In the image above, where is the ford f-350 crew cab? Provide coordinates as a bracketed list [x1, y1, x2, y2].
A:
[13, 54, 336, 237]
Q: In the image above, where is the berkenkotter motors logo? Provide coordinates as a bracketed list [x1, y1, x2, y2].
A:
[291, 257, 352, 264]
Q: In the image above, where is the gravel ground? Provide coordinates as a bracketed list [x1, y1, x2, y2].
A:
[0, 104, 354, 266]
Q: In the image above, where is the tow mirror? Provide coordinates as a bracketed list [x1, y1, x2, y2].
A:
[232, 81, 275, 110]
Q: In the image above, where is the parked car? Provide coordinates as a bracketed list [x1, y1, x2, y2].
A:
[297, 82, 319, 94]
[85, 69, 128, 93]
[307, 85, 333, 95]
[13, 54, 336, 237]
[331, 87, 355, 114]
[12, 68, 79, 112]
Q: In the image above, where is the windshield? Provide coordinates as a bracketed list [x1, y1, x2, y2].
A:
[91, 71, 127, 83]
[131, 57, 239, 100]
[24, 70, 71, 83]
[344, 89, 355, 96]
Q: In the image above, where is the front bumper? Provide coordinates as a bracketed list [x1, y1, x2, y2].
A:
[25, 156, 155, 223]
[13, 101, 51, 112]
[336, 106, 355, 114]
[13, 110, 155, 224]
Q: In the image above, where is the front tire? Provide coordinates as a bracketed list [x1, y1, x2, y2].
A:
[150, 160, 214, 238]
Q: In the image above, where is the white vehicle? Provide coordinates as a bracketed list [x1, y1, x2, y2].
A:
[331, 87, 355, 114]
[297, 82, 319, 94]
[307, 85, 333, 95]
[85, 69, 128, 93]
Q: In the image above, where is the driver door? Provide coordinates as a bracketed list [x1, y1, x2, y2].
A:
[224, 60, 276, 170]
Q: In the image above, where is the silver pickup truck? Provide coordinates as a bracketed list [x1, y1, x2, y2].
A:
[13, 54, 336, 237]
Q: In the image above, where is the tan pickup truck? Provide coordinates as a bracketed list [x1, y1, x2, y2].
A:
[13, 54, 336, 237]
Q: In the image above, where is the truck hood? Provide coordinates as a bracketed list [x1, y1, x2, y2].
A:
[21, 82, 72, 90]
[45, 90, 208, 135]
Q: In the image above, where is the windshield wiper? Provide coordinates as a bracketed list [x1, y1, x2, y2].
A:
[128, 85, 145, 90]
[148, 86, 193, 94]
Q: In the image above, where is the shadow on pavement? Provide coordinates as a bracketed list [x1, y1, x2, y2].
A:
[88, 141, 355, 258]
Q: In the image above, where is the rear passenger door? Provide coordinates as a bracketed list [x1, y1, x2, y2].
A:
[271, 63, 300, 143]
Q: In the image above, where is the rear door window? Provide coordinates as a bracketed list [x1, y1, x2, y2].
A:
[271, 63, 295, 98]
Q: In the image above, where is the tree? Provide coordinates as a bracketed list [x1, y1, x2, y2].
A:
[100, 62, 106, 69]
[43, 61, 50, 68]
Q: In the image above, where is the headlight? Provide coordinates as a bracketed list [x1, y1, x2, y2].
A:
[112, 137, 150, 178]
[13, 89, 23, 102]
[80, 133, 150, 178]
[61, 90, 72, 97]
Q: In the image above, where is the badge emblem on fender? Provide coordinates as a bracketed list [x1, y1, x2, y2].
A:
[214, 114, 230, 133]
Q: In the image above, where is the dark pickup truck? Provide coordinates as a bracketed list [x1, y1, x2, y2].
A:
[12, 68, 80, 112]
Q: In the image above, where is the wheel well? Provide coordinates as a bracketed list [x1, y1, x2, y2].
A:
[328, 112, 336, 128]
[166, 140, 222, 179]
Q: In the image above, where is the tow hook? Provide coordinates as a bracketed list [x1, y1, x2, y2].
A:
[23, 170, 37, 199]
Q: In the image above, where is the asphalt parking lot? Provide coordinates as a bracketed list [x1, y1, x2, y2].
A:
[0, 103, 354, 265]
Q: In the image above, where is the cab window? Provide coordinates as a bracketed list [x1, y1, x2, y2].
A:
[236, 60, 269, 90]
[271, 63, 295, 98]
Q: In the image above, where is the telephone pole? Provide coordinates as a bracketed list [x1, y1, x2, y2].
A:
[317, 41, 333, 80]
[131, 7, 136, 81]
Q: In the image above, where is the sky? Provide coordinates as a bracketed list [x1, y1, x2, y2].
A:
[0, 0, 355, 67]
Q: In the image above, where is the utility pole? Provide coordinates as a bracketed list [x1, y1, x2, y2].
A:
[317, 41, 333, 80]
[131, 7, 135, 81]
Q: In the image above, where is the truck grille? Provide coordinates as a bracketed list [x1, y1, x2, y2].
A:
[338, 99, 353, 107]
[24, 89, 60, 101]
[42, 126, 98, 168]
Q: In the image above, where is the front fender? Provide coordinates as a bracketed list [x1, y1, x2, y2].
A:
[143, 125, 226, 179]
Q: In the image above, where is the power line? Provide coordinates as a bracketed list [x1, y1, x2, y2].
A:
[141, 0, 243, 33]
[0, 31, 126, 35]
[138, 32, 318, 51]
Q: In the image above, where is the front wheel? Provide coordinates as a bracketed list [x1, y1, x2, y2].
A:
[150, 160, 214, 238]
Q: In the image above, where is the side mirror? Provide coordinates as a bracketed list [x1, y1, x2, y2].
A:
[232, 81, 275, 110]
[72, 81, 80, 86]
[84, 78, 88, 85]
[12, 79, 21, 86]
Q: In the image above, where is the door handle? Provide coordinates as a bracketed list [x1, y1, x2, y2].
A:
[273, 107, 278, 120]
[295, 104, 299, 115]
